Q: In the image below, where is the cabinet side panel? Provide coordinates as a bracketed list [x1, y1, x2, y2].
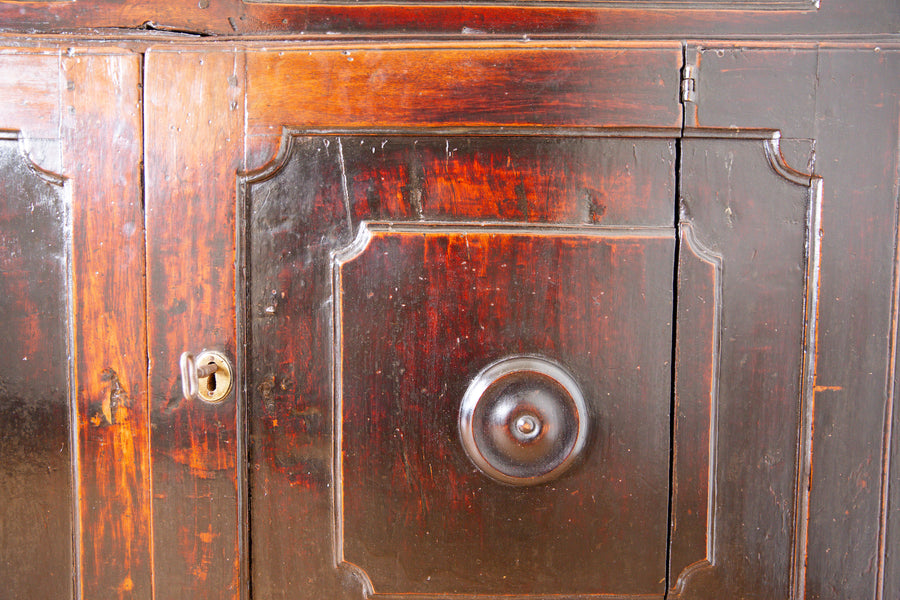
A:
[144, 49, 245, 600]
[0, 136, 72, 600]
[62, 51, 152, 600]
[688, 44, 900, 599]
[808, 47, 900, 600]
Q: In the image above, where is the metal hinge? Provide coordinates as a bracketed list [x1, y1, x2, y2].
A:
[681, 64, 698, 104]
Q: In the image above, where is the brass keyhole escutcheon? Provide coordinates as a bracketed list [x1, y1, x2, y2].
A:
[194, 350, 233, 404]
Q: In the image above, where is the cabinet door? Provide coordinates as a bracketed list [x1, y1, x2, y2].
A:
[143, 42, 683, 600]
[0, 48, 149, 599]
[240, 132, 677, 598]
[144, 43, 822, 600]
[670, 130, 821, 599]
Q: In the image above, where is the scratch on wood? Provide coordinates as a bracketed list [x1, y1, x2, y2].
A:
[813, 385, 844, 392]
[402, 150, 425, 220]
[336, 137, 353, 234]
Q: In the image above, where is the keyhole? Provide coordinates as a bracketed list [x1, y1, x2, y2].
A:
[206, 362, 217, 393]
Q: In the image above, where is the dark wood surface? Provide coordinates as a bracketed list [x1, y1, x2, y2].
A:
[674, 132, 821, 598]
[0, 0, 897, 37]
[669, 220, 718, 590]
[0, 19, 897, 600]
[688, 43, 900, 600]
[0, 131, 71, 600]
[242, 132, 677, 598]
[337, 227, 673, 595]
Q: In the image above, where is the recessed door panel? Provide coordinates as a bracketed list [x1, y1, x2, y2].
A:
[336, 226, 673, 595]
[240, 132, 678, 599]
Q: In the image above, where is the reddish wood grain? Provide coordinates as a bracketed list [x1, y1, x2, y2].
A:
[0, 0, 897, 37]
[243, 132, 677, 598]
[0, 31, 892, 600]
[337, 136, 675, 227]
[62, 50, 152, 600]
[144, 49, 245, 599]
[246, 44, 682, 132]
[339, 228, 674, 595]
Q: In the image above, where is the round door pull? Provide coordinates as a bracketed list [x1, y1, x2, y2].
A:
[458, 355, 590, 486]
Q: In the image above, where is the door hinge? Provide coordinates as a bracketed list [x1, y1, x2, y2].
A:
[681, 64, 698, 104]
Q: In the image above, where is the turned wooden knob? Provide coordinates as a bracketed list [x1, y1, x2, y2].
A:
[458, 356, 589, 486]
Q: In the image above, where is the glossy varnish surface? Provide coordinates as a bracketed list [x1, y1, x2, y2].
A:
[337, 227, 674, 594]
[0, 133, 71, 600]
[64, 52, 151, 600]
[0, 49, 150, 599]
[144, 49, 245, 599]
[0, 0, 898, 36]
[0, 18, 897, 600]
[242, 132, 677, 598]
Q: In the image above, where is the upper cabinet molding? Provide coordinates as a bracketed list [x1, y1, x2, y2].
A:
[245, 0, 818, 8]
[2, 0, 897, 38]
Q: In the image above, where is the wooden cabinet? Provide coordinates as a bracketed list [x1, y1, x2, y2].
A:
[0, 5, 898, 600]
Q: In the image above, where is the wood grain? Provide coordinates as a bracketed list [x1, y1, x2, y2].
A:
[322, 135, 673, 226]
[808, 47, 900, 600]
[676, 133, 819, 599]
[246, 45, 682, 132]
[0, 52, 59, 140]
[0, 0, 897, 37]
[338, 227, 674, 595]
[144, 48, 245, 600]
[668, 221, 719, 592]
[0, 30, 895, 600]
[0, 132, 72, 600]
[689, 44, 900, 600]
[242, 132, 677, 598]
[62, 50, 152, 600]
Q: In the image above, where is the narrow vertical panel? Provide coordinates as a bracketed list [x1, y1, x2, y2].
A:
[144, 49, 245, 600]
[668, 222, 720, 592]
[806, 48, 900, 600]
[676, 134, 818, 598]
[0, 133, 72, 599]
[62, 51, 151, 600]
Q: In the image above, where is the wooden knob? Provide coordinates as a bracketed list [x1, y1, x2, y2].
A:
[458, 356, 589, 486]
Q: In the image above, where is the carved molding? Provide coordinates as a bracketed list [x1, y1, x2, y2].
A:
[331, 221, 674, 598]
[0, 130, 66, 187]
[671, 560, 716, 599]
[675, 131, 822, 599]
[669, 222, 722, 597]
[244, 0, 818, 9]
[239, 127, 822, 600]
